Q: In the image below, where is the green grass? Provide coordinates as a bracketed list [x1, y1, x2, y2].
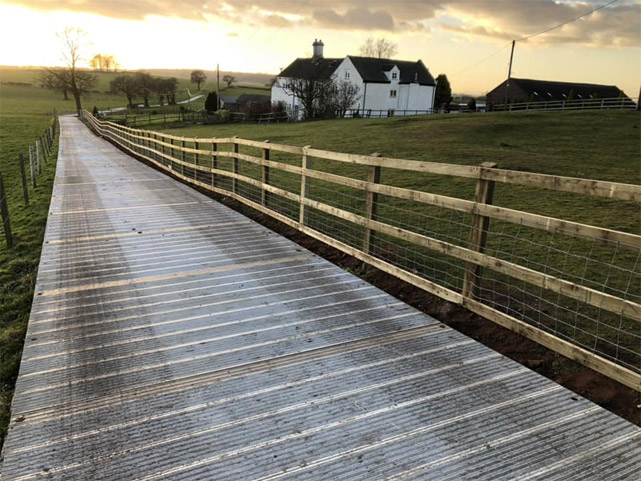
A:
[153, 110, 641, 370]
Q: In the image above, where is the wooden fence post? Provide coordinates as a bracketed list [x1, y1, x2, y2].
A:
[261, 140, 270, 207]
[41, 135, 49, 160]
[0, 173, 12, 248]
[211, 141, 218, 188]
[194, 141, 199, 181]
[19, 154, 29, 206]
[299, 146, 312, 226]
[29, 146, 36, 188]
[363, 153, 382, 254]
[36, 140, 42, 174]
[232, 137, 239, 195]
[181, 139, 186, 176]
[462, 161, 498, 299]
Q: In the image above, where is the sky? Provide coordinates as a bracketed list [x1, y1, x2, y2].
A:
[0, 0, 639, 96]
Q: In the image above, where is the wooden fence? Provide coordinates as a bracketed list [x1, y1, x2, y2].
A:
[489, 97, 638, 113]
[82, 111, 641, 391]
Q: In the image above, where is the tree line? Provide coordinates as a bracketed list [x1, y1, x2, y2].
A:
[109, 73, 179, 108]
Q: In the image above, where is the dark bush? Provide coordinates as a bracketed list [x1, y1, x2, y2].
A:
[205, 92, 218, 113]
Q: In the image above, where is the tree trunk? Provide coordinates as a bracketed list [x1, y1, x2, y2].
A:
[62, 88, 69, 100]
[73, 91, 82, 115]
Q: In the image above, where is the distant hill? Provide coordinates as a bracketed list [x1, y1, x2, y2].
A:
[144, 69, 274, 87]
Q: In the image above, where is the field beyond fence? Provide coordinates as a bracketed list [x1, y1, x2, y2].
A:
[83, 111, 641, 391]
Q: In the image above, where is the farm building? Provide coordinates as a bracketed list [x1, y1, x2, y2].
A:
[220, 95, 238, 110]
[272, 39, 437, 119]
[486, 78, 628, 106]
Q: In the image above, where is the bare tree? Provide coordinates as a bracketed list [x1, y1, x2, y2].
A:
[359, 37, 398, 59]
[110, 75, 140, 108]
[89, 54, 103, 71]
[36, 69, 70, 100]
[333, 79, 361, 118]
[159, 77, 179, 105]
[190, 70, 207, 90]
[135, 72, 154, 108]
[277, 77, 335, 120]
[56, 27, 97, 113]
[223, 74, 236, 88]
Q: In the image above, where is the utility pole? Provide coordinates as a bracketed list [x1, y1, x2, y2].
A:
[504, 40, 516, 108]
[216, 64, 220, 111]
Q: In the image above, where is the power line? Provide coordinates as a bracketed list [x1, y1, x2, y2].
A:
[517, 0, 619, 42]
[450, 43, 511, 78]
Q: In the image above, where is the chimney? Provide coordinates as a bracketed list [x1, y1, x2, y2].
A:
[312, 39, 324, 59]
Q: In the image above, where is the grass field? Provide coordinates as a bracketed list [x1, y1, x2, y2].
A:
[1, 66, 270, 114]
[153, 110, 641, 373]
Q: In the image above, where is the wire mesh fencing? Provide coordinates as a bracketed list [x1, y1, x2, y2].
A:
[82, 111, 641, 390]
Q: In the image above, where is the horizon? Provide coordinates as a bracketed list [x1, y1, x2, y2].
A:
[0, 1, 639, 97]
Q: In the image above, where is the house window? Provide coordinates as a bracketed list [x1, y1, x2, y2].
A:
[345, 70, 351, 79]
[391, 72, 398, 80]
[390, 90, 397, 98]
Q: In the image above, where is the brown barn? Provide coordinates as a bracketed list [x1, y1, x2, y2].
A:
[486, 78, 627, 106]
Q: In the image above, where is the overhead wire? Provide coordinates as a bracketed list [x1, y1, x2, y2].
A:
[449, 0, 620, 79]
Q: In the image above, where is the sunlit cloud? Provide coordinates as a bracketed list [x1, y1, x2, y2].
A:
[3, 0, 638, 47]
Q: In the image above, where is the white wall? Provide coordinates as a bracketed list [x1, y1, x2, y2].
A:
[361, 83, 434, 114]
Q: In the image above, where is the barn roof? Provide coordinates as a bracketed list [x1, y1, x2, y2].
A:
[237, 94, 271, 103]
[490, 78, 625, 101]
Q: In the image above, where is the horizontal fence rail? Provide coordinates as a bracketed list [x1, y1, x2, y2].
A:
[81, 111, 641, 391]
[489, 97, 638, 113]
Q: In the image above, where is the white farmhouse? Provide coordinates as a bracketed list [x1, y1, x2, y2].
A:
[272, 39, 437, 119]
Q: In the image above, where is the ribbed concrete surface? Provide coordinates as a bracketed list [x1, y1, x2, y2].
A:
[1, 116, 639, 480]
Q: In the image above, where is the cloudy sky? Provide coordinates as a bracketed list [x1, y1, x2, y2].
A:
[1, 0, 639, 95]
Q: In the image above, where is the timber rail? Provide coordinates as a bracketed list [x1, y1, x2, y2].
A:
[81, 111, 641, 391]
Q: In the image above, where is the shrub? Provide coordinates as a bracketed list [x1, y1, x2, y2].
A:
[216, 110, 230, 122]
[205, 92, 218, 113]
[467, 98, 477, 112]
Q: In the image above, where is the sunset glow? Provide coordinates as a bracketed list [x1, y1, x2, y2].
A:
[0, 1, 639, 96]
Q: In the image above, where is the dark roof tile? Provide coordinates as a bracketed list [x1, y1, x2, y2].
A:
[348, 56, 435, 85]
[278, 58, 343, 80]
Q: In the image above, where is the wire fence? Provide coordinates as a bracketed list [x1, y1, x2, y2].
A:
[82, 111, 641, 391]
[0, 113, 59, 248]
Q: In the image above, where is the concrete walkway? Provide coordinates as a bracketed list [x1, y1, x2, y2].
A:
[1, 116, 639, 480]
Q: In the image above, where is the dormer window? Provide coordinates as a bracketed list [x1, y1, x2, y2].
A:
[391, 72, 398, 80]
[345, 70, 351, 79]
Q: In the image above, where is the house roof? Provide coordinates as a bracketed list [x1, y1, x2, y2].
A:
[220, 95, 237, 104]
[237, 94, 271, 103]
[347, 57, 436, 86]
[277, 56, 436, 86]
[490, 78, 625, 101]
[278, 57, 343, 80]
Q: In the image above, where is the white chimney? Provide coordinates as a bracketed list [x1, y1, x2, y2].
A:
[312, 39, 324, 59]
